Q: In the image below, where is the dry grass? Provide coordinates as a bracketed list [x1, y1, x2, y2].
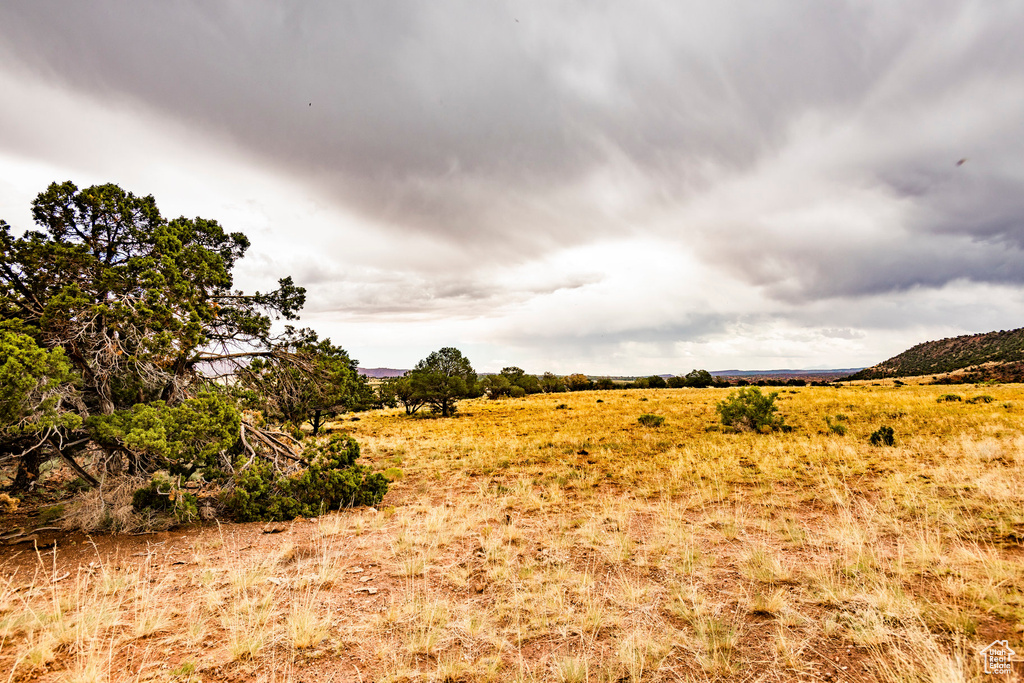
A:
[2, 384, 1024, 681]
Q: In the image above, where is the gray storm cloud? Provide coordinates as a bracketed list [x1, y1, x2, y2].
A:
[1, 0, 1023, 370]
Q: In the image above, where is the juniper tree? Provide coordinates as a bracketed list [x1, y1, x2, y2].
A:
[407, 347, 476, 417]
[0, 182, 380, 510]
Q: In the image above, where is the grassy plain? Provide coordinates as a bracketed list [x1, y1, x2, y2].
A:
[2, 384, 1023, 681]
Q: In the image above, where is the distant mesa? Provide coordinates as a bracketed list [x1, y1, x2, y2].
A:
[845, 327, 1024, 383]
[712, 369, 862, 382]
[358, 367, 408, 379]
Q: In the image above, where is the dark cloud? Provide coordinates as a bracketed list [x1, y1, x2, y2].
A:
[6, 1, 1020, 267]
[2, 1, 1024, 370]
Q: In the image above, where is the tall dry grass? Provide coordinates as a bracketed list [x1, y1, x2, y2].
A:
[1, 384, 1021, 681]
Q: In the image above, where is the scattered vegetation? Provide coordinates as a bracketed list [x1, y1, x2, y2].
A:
[824, 414, 848, 436]
[2, 385, 1023, 681]
[869, 425, 896, 447]
[636, 414, 665, 427]
[716, 387, 786, 432]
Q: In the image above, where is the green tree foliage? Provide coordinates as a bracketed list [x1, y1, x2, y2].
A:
[0, 326, 79, 432]
[0, 183, 383, 525]
[564, 373, 592, 391]
[407, 348, 476, 417]
[222, 435, 387, 521]
[482, 366, 542, 399]
[0, 326, 82, 489]
[386, 376, 426, 415]
[501, 366, 542, 395]
[238, 327, 373, 434]
[131, 472, 200, 524]
[540, 372, 566, 393]
[646, 375, 668, 389]
[88, 392, 239, 478]
[375, 378, 399, 409]
[482, 374, 512, 399]
[1, 182, 305, 417]
[869, 426, 896, 446]
[682, 369, 714, 388]
[716, 387, 786, 432]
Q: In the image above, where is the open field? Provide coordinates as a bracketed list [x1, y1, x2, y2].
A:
[2, 384, 1023, 681]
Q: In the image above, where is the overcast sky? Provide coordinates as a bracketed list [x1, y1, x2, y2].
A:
[2, 1, 1023, 374]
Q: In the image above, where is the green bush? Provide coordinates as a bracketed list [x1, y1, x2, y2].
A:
[937, 394, 962, 402]
[89, 392, 239, 479]
[869, 426, 895, 447]
[509, 386, 526, 399]
[637, 414, 665, 427]
[716, 387, 785, 432]
[966, 395, 995, 404]
[221, 435, 388, 522]
[824, 415, 847, 436]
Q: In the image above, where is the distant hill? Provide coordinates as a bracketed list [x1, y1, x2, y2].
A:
[358, 367, 408, 379]
[712, 369, 862, 381]
[846, 328, 1024, 382]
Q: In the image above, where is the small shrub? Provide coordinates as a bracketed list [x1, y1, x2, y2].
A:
[716, 387, 785, 433]
[937, 394, 962, 403]
[637, 414, 665, 427]
[170, 662, 196, 677]
[869, 426, 895, 447]
[222, 435, 388, 522]
[555, 404, 569, 410]
[824, 416, 847, 436]
[596, 399, 604, 403]
[966, 395, 995, 404]
[509, 386, 526, 399]
[383, 467, 404, 480]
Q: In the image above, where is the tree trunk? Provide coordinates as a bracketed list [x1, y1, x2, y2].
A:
[312, 409, 322, 436]
[10, 448, 43, 492]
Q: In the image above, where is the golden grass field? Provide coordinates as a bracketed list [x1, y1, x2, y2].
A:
[2, 383, 1023, 682]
